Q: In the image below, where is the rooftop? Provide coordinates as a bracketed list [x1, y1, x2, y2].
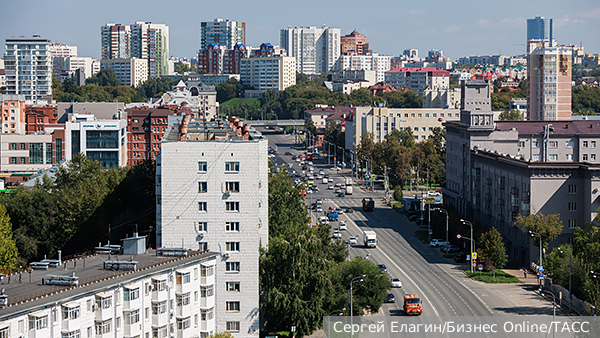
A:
[495, 120, 600, 135]
[0, 250, 216, 318]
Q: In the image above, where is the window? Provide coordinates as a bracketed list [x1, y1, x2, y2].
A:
[20, 157, 26, 164]
[177, 317, 191, 330]
[226, 201, 240, 212]
[569, 185, 577, 194]
[413, 127, 418, 131]
[152, 326, 168, 338]
[225, 182, 240, 192]
[200, 308, 214, 321]
[440, 113, 445, 117]
[87, 327, 92, 338]
[124, 288, 139, 301]
[518, 141, 526, 148]
[95, 320, 111, 335]
[592, 154, 597, 161]
[583, 141, 589, 148]
[226, 321, 240, 332]
[566, 154, 573, 161]
[533, 141, 540, 148]
[124, 309, 140, 325]
[176, 272, 191, 284]
[566, 141, 573, 148]
[198, 161, 207, 172]
[176, 292, 191, 306]
[226, 262, 240, 272]
[152, 301, 167, 315]
[152, 279, 166, 291]
[10, 143, 16, 150]
[10, 157, 16, 164]
[61, 330, 80, 338]
[549, 141, 558, 148]
[29, 315, 48, 330]
[96, 296, 111, 310]
[226, 301, 240, 312]
[200, 265, 214, 277]
[226, 222, 240, 231]
[227, 282, 240, 292]
[225, 162, 239, 172]
[18, 320, 24, 334]
[592, 141, 597, 148]
[568, 219, 577, 229]
[411, 113, 415, 118]
[198, 182, 207, 193]
[200, 286, 214, 298]
[198, 222, 207, 232]
[568, 202, 577, 211]
[198, 202, 207, 212]
[532, 154, 541, 161]
[583, 154, 588, 161]
[62, 305, 81, 320]
[549, 154, 558, 161]
[199, 242, 208, 251]
[20, 143, 25, 150]
[226, 242, 240, 252]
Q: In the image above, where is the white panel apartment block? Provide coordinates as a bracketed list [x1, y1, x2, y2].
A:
[157, 136, 268, 338]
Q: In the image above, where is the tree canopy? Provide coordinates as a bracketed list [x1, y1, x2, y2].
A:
[514, 212, 563, 263]
[477, 227, 507, 270]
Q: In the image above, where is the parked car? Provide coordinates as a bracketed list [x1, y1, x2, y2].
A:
[328, 185, 334, 190]
[332, 230, 342, 238]
[348, 237, 357, 244]
[285, 151, 293, 155]
[328, 178, 334, 183]
[441, 245, 461, 253]
[429, 239, 449, 247]
[384, 293, 396, 303]
[345, 208, 354, 213]
[391, 278, 402, 288]
[338, 191, 345, 197]
[454, 253, 467, 262]
[339, 221, 347, 230]
[378, 264, 387, 273]
[335, 207, 344, 214]
[335, 182, 342, 187]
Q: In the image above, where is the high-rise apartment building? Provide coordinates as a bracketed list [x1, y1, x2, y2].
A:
[101, 22, 169, 78]
[335, 53, 391, 83]
[341, 30, 369, 55]
[240, 55, 296, 91]
[280, 26, 341, 75]
[101, 23, 131, 59]
[131, 21, 170, 78]
[4, 36, 53, 101]
[100, 58, 148, 87]
[385, 67, 450, 94]
[201, 18, 246, 50]
[157, 116, 268, 338]
[527, 40, 572, 121]
[527, 16, 553, 42]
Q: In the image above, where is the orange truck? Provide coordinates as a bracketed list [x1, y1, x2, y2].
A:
[403, 294, 422, 315]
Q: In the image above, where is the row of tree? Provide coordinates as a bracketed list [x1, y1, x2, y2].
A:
[261, 169, 390, 337]
[0, 154, 156, 269]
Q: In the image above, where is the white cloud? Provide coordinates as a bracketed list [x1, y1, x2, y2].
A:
[445, 25, 461, 33]
[582, 6, 600, 19]
[478, 19, 491, 27]
[555, 15, 586, 28]
[408, 9, 424, 16]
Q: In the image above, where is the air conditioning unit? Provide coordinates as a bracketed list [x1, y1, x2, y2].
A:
[224, 190, 231, 196]
[223, 253, 230, 258]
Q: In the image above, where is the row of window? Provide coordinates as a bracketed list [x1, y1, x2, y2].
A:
[198, 221, 240, 232]
[198, 181, 240, 193]
[199, 201, 240, 212]
[530, 153, 597, 162]
[199, 161, 240, 172]
[523, 140, 597, 149]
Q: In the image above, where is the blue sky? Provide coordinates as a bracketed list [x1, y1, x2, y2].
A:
[2, 0, 599, 61]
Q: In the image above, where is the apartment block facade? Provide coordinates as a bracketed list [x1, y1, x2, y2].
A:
[0, 94, 27, 134]
[280, 26, 340, 74]
[527, 41, 572, 121]
[335, 53, 391, 83]
[0, 251, 219, 338]
[4, 36, 52, 101]
[340, 30, 369, 55]
[100, 58, 148, 87]
[157, 116, 268, 338]
[201, 19, 246, 50]
[527, 16, 553, 42]
[240, 56, 296, 91]
[101, 24, 131, 59]
[385, 67, 450, 94]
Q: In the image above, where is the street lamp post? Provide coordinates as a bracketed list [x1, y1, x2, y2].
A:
[436, 209, 449, 245]
[350, 275, 365, 338]
[460, 219, 474, 272]
[328, 308, 346, 338]
[558, 247, 572, 313]
[539, 288, 556, 338]
[529, 230, 543, 287]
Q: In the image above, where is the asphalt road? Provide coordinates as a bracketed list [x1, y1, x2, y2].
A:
[262, 128, 557, 320]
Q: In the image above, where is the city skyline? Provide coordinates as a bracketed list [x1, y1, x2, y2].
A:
[2, 0, 599, 62]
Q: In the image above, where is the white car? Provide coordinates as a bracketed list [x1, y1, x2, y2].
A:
[328, 178, 333, 183]
[339, 221, 347, 230]
[319, 216, 329, 224]
[319, 170, 325, 175]
[348, 237, 357, 244]
[332, 230, 342, 238]
[429, 239, 449, 247]
[391, 278, 402, 288]
[316, 206, 323, 212]
[333, 166, 341, 171]
[328, 185, 334, 190]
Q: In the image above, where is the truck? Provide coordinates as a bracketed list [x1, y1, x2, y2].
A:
[363, 230, 377, 248]
[328, 210, 338, 221]
[345, 186, 353, 195]
[322, 178, 328, 184]
[362, 197, 375, 211]
[403, 294, 422, 315]
[345, 177, 353, 186]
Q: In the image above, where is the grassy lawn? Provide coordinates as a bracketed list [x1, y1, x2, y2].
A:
[221, 98, 261, 107]
[391, 201, 403, 209]
[414, 230, 429, 243]
[465, 270, 522, 283]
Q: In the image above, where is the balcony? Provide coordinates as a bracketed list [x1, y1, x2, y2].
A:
[199, 294, 215, 309]
[510, 187, 519, 195]
[484, 178, 492, 186]
[497, 198, 505, 207]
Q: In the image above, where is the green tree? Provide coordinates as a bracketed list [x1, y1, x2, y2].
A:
[268, 170, 310, 238]
[514, 213, 563, 263]
[499, 109, 522, 121]
[478, 227, 507, 270]
[216, 78, 243, 103]
[86, 68, 119, 87]
[0, 204, 19, 272]
[209, 332, 234, 338]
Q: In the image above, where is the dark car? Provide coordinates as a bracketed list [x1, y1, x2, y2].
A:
[442, 245, 461, 253]
[454, 253, 467, 262]
[345, 208, 354, 213]
[384, 293, 396, 303]
[407, 210, 422, 217]
[285, 151, 293, 155]
[338, 191, 345, 197]
[378, 264, 387, 273]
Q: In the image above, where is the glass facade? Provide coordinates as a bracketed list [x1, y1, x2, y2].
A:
[56, 139, 63, 162]
[87, 151, 119, 168]
[29, 143, 44, 164]
[72, 130, 80, 155]
[46, 143, 52, 164]
[86, 131, 119, 149]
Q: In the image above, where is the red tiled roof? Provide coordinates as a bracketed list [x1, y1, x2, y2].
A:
[495, 120, 600, 135]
